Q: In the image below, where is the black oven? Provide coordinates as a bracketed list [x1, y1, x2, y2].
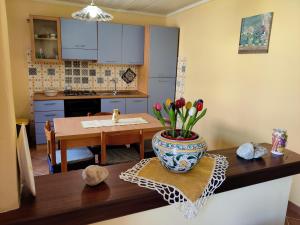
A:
[64, 99, 100, 117]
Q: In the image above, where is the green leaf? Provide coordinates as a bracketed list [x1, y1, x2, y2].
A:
[152, 108, 166, 127]
[163, 103, 170, 114]
[177, 109, 184, 122]
[191, 108, 207, 127]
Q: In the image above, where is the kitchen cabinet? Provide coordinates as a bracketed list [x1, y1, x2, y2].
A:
[122, 25, 144, 65]
[125, 98, 147, 114]
[61, 18, 97, 60]
[33, 100, 65, 144]
[101, 98, 126, 114]
[148, 78, 176, 116]
[98, 23, 123, 64]
[149, 26, 179, 78]
[30, 15, 62, 63]
[98, 23, 144, 65]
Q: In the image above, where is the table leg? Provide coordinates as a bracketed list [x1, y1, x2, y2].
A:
[60, 140, 67, 172]
[140, 130, 145, 159]
[101, 132, 107, 165]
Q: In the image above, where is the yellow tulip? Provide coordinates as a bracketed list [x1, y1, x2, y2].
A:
[165, 98, 172, 107]
[186, 101, 192, 110]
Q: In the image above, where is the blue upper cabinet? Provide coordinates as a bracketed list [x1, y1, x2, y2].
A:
[61, 18, 97, 60]
[122, 25, 144, 65]
[149, 26, 179, 78]
[148, 77, 176, 115]
[98, 23, 122, 64]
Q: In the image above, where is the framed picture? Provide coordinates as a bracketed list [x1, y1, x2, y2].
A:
[17, 125, 36, 197]
[238, 12, 273, 54]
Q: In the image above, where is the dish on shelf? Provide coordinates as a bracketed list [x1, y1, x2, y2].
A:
[44, 89, 58, 97]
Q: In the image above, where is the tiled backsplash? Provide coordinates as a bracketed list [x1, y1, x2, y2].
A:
[176, 57, 187, 99]
[27, 50, 138, 100]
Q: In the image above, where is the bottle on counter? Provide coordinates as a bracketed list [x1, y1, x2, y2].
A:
[112, 109, 120, 123]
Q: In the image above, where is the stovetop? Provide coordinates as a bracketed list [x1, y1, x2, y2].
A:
[63, 90, 97, 96]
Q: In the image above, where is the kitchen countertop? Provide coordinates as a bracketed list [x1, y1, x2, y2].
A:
[1, 143, 300, 225]
[33, 90, 148, 101]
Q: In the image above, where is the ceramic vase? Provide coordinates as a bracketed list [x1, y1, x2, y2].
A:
[152, 130, 207, 173]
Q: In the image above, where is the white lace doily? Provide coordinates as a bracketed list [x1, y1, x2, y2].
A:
[119, 154, 229, 219]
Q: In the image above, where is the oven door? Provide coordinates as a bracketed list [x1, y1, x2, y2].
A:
[64, 99, 101, 117]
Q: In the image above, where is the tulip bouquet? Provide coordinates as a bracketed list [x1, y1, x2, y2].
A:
[152, 98, 207, 139]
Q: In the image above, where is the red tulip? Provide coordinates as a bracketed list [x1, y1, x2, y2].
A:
[180, 97, 186, 107]
[196, 102, 203, 111]
[175, 99, 182, 109]
[175, 98, 186, 109]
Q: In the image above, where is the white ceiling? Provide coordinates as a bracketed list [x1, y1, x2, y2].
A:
[52, 0, 207, 15]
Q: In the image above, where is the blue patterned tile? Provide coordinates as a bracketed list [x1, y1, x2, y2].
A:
[82, 77, 88, 84]
[81, 61, 88, 68]
[73, 69, 80, 76]
[97, 77, 104, 83]
[105, 70, 111, 76]
[65, 61, 72, 68]
[47, 68, 55, 76]
[89, 69, 96, 76]
[65, 69, 72, 76]
[65, 77, 72, 84]
[29, 67, 37, 75]
[74, 77, 81, 83]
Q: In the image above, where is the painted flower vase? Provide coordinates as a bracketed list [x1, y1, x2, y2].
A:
[152, 130, 207, 173]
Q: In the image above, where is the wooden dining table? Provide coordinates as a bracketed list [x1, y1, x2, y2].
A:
[53, 113, 163, 172]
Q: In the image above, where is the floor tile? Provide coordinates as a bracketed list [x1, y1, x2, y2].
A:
[30, 145, 49, 176]
[288, 217, 300, 225]
[287, 204, 300, 219]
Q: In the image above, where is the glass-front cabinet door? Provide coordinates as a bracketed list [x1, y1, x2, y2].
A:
[30, 15, 62, 63]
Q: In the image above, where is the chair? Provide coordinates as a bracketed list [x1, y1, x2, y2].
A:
[44, 121, 95, 173]
[100, 130, 144, 165]
[87, 112, 113, 160]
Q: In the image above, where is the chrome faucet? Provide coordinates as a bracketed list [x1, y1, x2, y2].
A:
[110, 79, 118, 95]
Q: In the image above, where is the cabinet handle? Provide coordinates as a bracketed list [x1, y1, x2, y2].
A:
[110, 100, 121, 103]
[44, 114, 57, 117]
[132, 100, 145, 103]
[75, 44, 86, 48]
[158, 80, 169, 83]
[44, 103, 56, 106]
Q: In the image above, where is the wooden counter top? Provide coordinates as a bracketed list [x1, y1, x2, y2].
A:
[1, 144, 300, 225]
[33, 90, 148, 101]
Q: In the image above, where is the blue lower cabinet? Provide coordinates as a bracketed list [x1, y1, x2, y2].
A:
[34, 100, 64, 112]
[36, 133, 47, 145]
[35, 122, 53, 134]
[126, 98, 148, 114]
[34, 100, 65, 145]
[101, 98, 126, 114]
[34, 111, 65, 123]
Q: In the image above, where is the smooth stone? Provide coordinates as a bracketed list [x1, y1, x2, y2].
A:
[236, 143, 255, 160]
[253, 144, 268, 158]
[82, 165, 109, 186]
[236, 143, 267, 160]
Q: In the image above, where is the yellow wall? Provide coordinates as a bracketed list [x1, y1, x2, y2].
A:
[5, 0, 166, 118]
[0, 0, 19, 212]
[4, 0, 300, 208]
[167, 0, 300, 205]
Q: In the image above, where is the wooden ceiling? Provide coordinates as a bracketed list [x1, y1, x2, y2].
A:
[52, 0, 206, 15]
